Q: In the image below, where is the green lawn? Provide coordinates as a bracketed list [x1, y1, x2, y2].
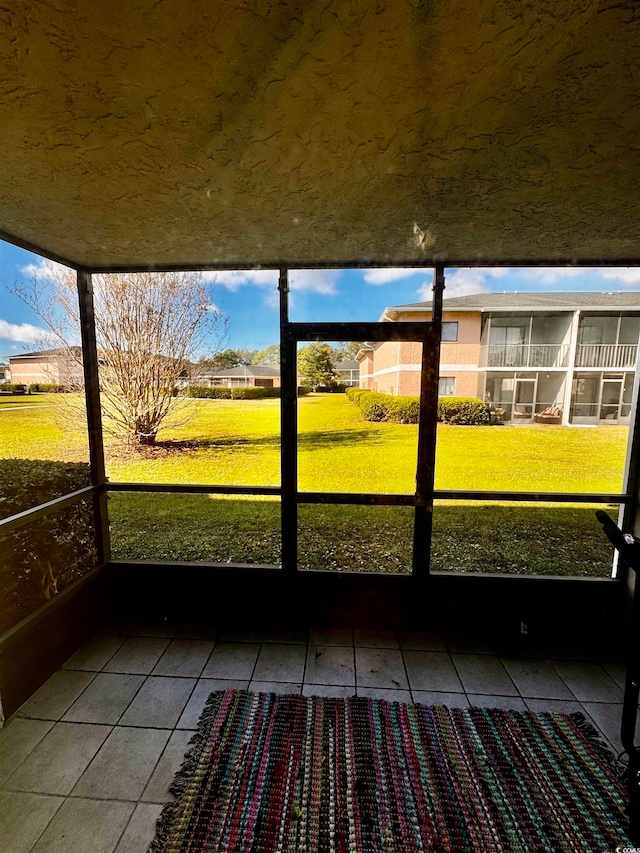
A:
[0, 393, 627, 575]
[0, 394, 55, 409]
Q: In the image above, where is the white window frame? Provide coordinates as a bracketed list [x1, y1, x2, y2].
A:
[438, 377, 456, 396]
[442, 322, 458, 342]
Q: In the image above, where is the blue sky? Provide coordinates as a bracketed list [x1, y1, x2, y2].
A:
[1, 239, 640, 356]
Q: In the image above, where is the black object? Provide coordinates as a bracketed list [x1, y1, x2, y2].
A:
[596, 509, 640, 841]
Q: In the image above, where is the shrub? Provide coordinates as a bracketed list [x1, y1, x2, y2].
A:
[315, 383, 348, 393]
[29, 383, 63, 393]
[358, 391, 392, 421]
[0, 458, 92, 515]
[348, 388, 367, 403]
[231, 386, 269, 399]
[297, 386, 311, 396]
[183, 385, 283, 400]
[437, 396, 489, 425]
[380, 395, 421, 424]
[346, 390, 489, 425]
[1, 383, 26, 394]
[0, 459, 96, 633]
[183, 386, 232, 399]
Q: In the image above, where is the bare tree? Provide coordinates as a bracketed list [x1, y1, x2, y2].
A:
[13, 263, 227, 445]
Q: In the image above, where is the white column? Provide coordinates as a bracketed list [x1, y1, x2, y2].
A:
[562, 310, 580, 425]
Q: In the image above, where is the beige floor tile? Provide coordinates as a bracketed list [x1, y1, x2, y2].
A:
[0, 791, 63, 853]
[17, 671, 95, 721]
[0, 718, 55, 786]
[72, 726, 171, 801]
[31, 797, 133, 853]
[115, 803, 163, 853]
[5, 722, 111, 796]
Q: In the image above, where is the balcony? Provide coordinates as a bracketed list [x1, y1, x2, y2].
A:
[481, 344, 569, 368]
[575, 344, 638, 369]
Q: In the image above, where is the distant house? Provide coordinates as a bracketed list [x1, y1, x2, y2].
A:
[201, 364, 281, 388]
[334, 360, 360, 387]
[359, 292, 640, 426]
[194, 359, 361, 390]
[7, 347, 83, 388]
[0, 362, 9, 383]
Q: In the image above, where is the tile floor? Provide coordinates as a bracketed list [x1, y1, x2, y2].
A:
[0, 620, 630, 853]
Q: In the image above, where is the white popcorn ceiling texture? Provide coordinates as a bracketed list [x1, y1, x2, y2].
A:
[0, 0, 639, 268]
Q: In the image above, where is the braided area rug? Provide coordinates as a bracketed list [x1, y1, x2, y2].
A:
[150, 689, 630, 852]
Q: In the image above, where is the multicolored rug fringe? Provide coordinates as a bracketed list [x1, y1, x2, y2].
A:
[150, 690, 630, 852]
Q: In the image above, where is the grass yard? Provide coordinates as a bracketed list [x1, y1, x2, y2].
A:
[1, 393, 627, 576]
[0, 395, 56, 409]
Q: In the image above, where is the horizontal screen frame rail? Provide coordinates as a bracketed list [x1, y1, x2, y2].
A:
[0, 486, 98, 534]
[106, 482, 280, 496]
[102, 483, 629, 505]
[286, 322, 435, 343]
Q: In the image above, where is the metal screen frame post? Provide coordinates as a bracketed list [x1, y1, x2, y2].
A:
[279, 269, 298, 575]
[77, 270, 111, 564]
[622, 350, 640, 536]
[412, 264, 445, 579]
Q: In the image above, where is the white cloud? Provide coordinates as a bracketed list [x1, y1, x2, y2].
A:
[479, 267, 509, 279]
[20, 260, 70, 280]
[416, 267, 507, 300]
[263, 290, 280, 309]
[601, 268, 640, 287]
[289, 269, 338, 295]
[519, 266, 640, 290]
[0, 319, 47, 344]
[201, 269, 278, 291]
[519, 267, 597, 284]
[363, 267, 429, 285]
[202, 268, 338, 296]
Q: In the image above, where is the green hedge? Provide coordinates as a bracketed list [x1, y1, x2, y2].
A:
[0, 383, 26, 394]
[231, 386, 278, 399]
[356, 391, 419, 423]
[183, 386, 232, 399]
[315, 383, 348, 393]
[0, 459, 96, 634]
[0, 458, 92, 515]
[183, 384, 311, 400]
[182, 385, 313, 399]
[347, 389, 489, 425]
[345, 387, 366, 403]
[437, 396, 490, 425]
[29, 383, 64, 393]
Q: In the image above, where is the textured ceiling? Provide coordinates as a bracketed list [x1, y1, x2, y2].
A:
[0, 0, 639, 268]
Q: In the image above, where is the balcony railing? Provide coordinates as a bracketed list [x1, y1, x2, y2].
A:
[575, 344, 638, 369]
[481, 344, 569, 368]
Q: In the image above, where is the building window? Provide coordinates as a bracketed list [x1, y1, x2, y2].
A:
[442, 322, 458, 342]
[438, 377, 456, 396]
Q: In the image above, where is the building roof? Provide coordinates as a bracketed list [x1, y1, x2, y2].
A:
[389, 292, 640, 313]
[0, 3, 639, 267]
[335, 361, 360, 370]
[207, 365, 280, 378]
[9, 346, 82, 360]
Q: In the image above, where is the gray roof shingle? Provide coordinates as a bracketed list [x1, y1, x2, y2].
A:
[390, 291, 640, 311]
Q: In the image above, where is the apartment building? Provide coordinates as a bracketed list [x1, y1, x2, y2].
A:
[6, 347, 83, 388]
[205, 365, 281, 388]
[358, 292, 640, 425]
[195, 361, 360, 389]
